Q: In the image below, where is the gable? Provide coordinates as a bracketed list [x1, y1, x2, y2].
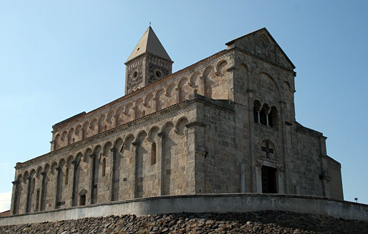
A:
[226, 28, 295, 70]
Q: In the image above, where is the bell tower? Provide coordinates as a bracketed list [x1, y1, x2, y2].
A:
[125, 27, 173, 94]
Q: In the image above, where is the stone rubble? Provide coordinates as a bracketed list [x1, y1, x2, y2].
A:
[0, 211, 367, 234]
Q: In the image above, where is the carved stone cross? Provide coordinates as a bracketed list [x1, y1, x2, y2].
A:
[262, 141, 274, 158]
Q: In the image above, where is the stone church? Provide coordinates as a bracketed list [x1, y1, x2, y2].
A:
[10, 27, 343, 215]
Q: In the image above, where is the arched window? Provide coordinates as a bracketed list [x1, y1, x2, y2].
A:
[254, 102, 277, 129]
[151, 142, 157, 165]
[253, 100, 261, 123]
[260, 110, 267, 125]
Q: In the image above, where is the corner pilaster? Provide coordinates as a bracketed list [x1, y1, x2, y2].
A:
[186, 121, 207, 194]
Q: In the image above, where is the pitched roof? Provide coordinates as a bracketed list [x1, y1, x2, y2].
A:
[126, 26, 172, 63]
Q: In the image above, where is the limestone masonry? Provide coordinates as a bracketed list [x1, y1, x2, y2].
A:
[10, 27, 343, 215]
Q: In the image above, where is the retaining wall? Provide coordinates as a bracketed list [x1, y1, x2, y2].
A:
[1, 194, 367, 226]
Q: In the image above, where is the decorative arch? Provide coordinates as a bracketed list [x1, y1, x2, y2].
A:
[283, 81, 291, 92]
[54, 134, 60, 150]
[61, 131, 68, 146]
[161, 121, 174, 135]
[144, 93, 154, 106]
[17, 174, 23, 182]
[83, 148, 93, 162]
[23, 171, 29, 184]
[203, 66, 214, 98]
[82, 121, 89, 139]
[125, 103, 134, 122]
[114, 137, 124, 150]
[239, 63, 249, 91]
[75, 124, 82, 141]
[123, 134, 135, 151]
[216, 60, 228, 76]
[67, 128, 74, 145]
[165, 83, 175, 97]
[254, 72, 280, 98]
[89, 118, 98, 135]
[189, 72, 200, 88]
[116, 106, 124, 126]
[135, 98, 144, 119]
[103, 141, 113, 154]
[51, 162, 58, 174]
[175, 117, 189, 135]
[106, 110, 115, 126]
[36, 166, 43, 178]
[136, 130, 147, 142]
[178, 77, 189, 102]
[148, 126, 159, 142]
[155, 88, 165, 111]
[98, 114, 106, 133]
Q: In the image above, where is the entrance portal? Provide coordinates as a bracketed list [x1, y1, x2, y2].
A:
[261, 166, 277, 193]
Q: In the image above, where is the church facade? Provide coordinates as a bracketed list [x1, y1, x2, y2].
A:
[10, 27, 343, 215]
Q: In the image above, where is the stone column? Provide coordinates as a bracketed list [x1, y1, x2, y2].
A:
[89, 153, 96, 204]
[247, 89, 257, 192]
[186, 122, 207, 194]
[255, 160, 262, 193]
[240, 163, 246, 193]
[11, 180, 19, 215]
[131, 141, 138, 198]
[319, 136, 331, 197]
[40, 172, 47, 211]
[71, 160, 78, 206]
[277, 164, 285, 193]
[114, 114, 119, 127]
[157, 132, 164, 195]
[81, 129, 85, 140]
[109, 147, 117, 201]
[50, 140, 55, 151]
[279, 101, 290, 194]
[55, 167, 61, 209]
[200, 76, 206, 97]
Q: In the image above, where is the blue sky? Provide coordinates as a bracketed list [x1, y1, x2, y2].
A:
[0, 0, 367, 211]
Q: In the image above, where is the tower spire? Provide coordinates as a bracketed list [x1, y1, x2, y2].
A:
[125, 27, 173, 94]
